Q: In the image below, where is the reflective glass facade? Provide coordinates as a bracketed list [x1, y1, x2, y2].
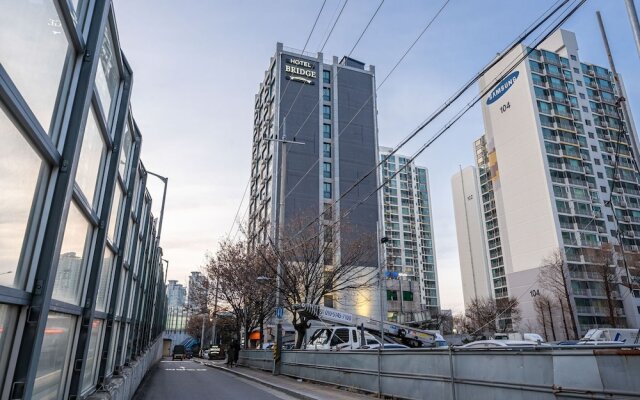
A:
[0, 1, 167, 398]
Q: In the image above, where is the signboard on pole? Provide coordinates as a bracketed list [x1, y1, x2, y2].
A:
[275, 307, 284, 320]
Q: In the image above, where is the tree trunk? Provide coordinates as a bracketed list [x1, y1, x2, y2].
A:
[561, 266, 579, 339]
[540, 305, 548, 342]
[546, 301, 557, 341]
[294, 318, 308, 349]
[603, 271, 617, 327]
[558, 298, 570, 341]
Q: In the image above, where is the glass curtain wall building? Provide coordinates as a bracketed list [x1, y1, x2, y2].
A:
[0, 1, 167, 398]
[379, 147, 440, 323]
[248, 43, 381, 316]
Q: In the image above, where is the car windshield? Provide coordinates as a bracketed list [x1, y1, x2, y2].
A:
[309, 329, 331, 345]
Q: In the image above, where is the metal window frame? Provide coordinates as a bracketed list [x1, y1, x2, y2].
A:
[2, 2, 167, 398]
[96, 109, 142, 383]
[8, 2, 110, 398]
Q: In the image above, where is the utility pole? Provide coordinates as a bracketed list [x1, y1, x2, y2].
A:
[625, 0, 640, 59]
[597, 12, 637, 291]
[263, 118, 304, 375]
[211, 279, 219, 347]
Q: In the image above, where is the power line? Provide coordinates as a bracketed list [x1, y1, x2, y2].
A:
[227, 2, 329, 242]
[290, 0, 576, 241]
[336, 0, 586, 228]
[280, 0, 384, 131]
[319, 0, 350, 52]
[284, 0, 452, 200]
[227, 178, 250, 238]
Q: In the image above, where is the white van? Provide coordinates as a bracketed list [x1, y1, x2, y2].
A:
[580, 328, 640, 344]
[493, 332, 545, 343]
[305, 326, 380, 350]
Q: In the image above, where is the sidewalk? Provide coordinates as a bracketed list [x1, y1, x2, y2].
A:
[193, 358, 376, 400]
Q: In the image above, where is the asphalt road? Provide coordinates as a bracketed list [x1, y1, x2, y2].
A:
[132, 359, 295, 399]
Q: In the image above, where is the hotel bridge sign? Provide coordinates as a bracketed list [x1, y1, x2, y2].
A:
[285, 57, 316, 85]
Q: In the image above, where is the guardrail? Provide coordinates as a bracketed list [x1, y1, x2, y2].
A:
[239, 346, 640, 400]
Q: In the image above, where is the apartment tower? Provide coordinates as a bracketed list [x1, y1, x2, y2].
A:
[453, 29, 640, 337]
[380, 147, 440, 322]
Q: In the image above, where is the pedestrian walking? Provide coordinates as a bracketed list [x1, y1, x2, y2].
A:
[225, 341, 235, 367]
[229, 339, 240, 367]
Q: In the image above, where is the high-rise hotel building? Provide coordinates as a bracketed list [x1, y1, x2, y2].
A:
[248, 43, 381, 314]
[379, 147, 440, 322]
[453, 29, 640, 336]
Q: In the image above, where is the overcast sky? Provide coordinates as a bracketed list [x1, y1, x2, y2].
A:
[111, 0, 640, 313]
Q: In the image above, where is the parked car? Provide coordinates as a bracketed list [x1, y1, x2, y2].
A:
[185, 348, 193, 359]
[172, 345, 186, 360]
[358, 343, 409, 350]
[460, 340, 549, 349]
[575, 340, 626, 346]
[546, 340, 578, 346]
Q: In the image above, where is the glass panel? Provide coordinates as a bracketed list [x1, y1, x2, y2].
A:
[95, 249, 113, 312]
[52, 202, 92, 305]
[107, 185, 122, 243]
[33, 312, 75, 400]
[94, 23, 121, 126]
[105, 321, 119, 375]
[76, 108, 106, 208]
[82, 319, 103, 392]
[0, 0, 72, 134]
[0, 105, 46, 289]
[118, 124, 132, 179]
[0, 305, 18, 393]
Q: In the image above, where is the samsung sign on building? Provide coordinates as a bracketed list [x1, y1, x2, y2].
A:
[486, 71, 519, 105]
[285, 57, 316, 85]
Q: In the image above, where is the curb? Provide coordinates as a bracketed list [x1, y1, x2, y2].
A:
[194, 360, 319, 400]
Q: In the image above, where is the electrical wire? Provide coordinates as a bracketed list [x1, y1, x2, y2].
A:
[284, 0, 452, 200]
[288, 0, 578, 243]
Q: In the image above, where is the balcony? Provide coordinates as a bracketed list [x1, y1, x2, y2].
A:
[550, 82, 567, 91]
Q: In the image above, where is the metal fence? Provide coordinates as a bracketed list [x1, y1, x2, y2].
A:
[239, 348, 640, 399]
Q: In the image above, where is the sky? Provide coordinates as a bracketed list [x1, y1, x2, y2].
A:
[111, 0, 640, 313]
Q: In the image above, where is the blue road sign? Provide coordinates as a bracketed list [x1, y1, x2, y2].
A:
[275, 307, 284, 319]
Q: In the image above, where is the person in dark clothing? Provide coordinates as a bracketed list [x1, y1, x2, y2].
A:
[230, 339, 241, 367]
[225, 341, 234, 367]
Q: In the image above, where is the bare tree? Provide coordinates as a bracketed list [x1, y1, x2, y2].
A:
[464, 296, 521, 336]
[257, 217, 378, 348]
[422, 310, 453, 334]
[583, 244, 620, 327]
[533, 294, 556, 341]
[205, 240, 276, 349]
[538, 249, 578, 339]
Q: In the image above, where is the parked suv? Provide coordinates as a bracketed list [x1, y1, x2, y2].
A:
[172, 345, 186, 360]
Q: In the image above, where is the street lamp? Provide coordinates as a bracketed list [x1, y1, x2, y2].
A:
[145, 170, 168, 243]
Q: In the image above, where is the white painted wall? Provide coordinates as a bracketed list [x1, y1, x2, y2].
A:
[452, 166, 492, 306]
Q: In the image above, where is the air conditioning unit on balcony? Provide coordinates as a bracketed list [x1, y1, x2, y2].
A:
[597, 225, 605, 232]
[631, 245, 639, 252]
[606, 147, 615, 153]
[623, 216, 631, 222]
[588, 182, 596, 189]
[603, 134, 611, 140]
[615, 187, 624, 194]
[628, 230, 636, 237]
[621, 201, 628, 208]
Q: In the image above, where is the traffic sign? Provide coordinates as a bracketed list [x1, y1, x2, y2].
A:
[275, 307, 284, 319]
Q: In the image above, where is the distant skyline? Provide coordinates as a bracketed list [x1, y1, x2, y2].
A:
[112, 0, 640, 313]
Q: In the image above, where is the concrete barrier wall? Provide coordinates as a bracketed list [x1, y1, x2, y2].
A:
[239, 348, 640, 400]
[88, 337, 163, 400]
